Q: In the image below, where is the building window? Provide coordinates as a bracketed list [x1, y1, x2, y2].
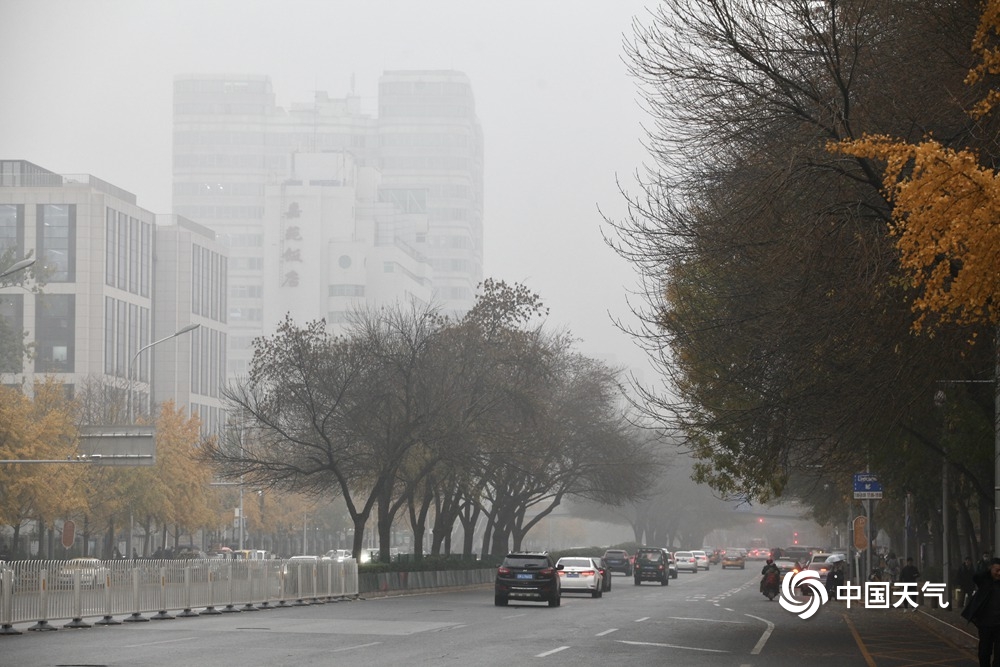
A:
[328, 284, 365, 297]
[0, 294, 24, 373]
[105, 208, 116, 287]
[35, 294, 74, 373]
[37, 204, 75, 282]
[104, 296, 115, 375]
[0, 204, 24, 259]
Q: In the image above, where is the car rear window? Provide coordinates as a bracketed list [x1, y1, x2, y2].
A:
[675, 551, 692, 557]
[604, 550, 626, 557]
[503, 556, 550, 568]
[559, 558, 592, 568]
[637, 551, 662, 562]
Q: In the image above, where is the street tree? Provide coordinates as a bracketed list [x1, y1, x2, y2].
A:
[606, 0, 994, 527]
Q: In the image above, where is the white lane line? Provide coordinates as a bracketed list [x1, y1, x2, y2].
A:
[536, 646, 570, 657]
[503, 613, 527, 619]
[667, 616, 746, 624]
[124, 637, 197, 648]
[745, 613, 775, 655]
[595, 628, 618, 636]
[332, 642, 382, 653]
[635, 616, 650, 622]
[617, 640, 727, 653]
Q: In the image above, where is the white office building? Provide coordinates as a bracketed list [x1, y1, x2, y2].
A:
[173, 70, 483, 378]
[0, 160, 226, 434]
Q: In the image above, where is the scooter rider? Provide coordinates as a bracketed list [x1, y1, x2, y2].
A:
[761, 558, 780, 593]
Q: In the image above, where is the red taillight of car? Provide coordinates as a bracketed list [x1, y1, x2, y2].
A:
[539, 568, 555, 577]
[497, 566, 511, 576]
[657, 565, 664, 570]
[581, 570, 595, 576]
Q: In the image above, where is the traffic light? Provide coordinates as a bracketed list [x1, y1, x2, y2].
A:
[758, 517, 764, 524]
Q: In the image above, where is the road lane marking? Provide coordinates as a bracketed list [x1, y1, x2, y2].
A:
[635, 616, 649, 622]
[617, 640, 727, 653]
[502, 613, 527, 619]
[332, 642, 382, 653]
[124, 637, 197, 648]
[668, 616, 746, 624]
[536, 646, 570, 657]
[744, 614, 774, 655]
[596, 628, 618, 636]
[843, 613, 877, 667]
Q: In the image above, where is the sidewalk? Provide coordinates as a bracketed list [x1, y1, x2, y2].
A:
[910, 599, 978, 654]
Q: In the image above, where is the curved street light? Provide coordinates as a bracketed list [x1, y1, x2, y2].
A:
[0, 256, 35, 280]
[126, 323, 200, 423]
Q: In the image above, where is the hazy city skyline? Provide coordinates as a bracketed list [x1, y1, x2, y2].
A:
[0, 0, 653, 374]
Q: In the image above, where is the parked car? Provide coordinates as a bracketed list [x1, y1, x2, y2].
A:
[721, 549, 746, 569]
[602, 549, 632, 576]
[592, 556, 612, 591]
[555, 557, 604, 598]
[674, 551, 698, 573]
[57, 558, 109, 588]
[633, 547, 670, 585]
[494, 552, 562, 607]
[282, 555, 319, 596]
[691, 550, 711, 570]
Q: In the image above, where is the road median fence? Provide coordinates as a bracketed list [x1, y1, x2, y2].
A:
[0, 557, 359, 634]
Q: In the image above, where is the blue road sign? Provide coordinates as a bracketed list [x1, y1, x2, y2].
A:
[853, 473, 882, 498]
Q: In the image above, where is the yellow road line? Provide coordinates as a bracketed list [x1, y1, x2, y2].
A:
[844, 613, 877, 667]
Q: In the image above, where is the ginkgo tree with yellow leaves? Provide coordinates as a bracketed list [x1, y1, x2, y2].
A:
[0, 378, 86, 557]
[833, 0, 1000, 332]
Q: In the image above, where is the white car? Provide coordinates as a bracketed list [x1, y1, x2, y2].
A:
[673, 551, 698, 573]
[323, 549, 352, 562]
[691, 550, 711, 570]
[555, 557, 604, 598]
[57, 558, 109, 588]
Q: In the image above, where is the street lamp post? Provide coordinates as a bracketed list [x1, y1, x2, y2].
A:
[123, 322, 199, 558]
[126, 323, 199, 423]
[0, 257, 35, 280]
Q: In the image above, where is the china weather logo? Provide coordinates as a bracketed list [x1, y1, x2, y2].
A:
[779, 570, 828, 619]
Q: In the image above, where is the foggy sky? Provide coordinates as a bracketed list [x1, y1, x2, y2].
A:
[0, 0, 653, 374]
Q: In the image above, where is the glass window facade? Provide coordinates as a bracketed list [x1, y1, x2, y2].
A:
[37, 204, 75, 282]
[0, 204, 24, 259]
[35, 294, 75, 373]
[0, 293, 24, 373]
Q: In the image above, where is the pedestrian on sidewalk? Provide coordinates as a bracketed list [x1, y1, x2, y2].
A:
[959, 556, 977, 607]
[899, 557, 920, 612]
[961, 557, 1000, 667]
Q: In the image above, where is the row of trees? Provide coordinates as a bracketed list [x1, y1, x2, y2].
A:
[0, 375, 351, 559]
[608, 0, 1000, 562]
[207, 280, 661, 562]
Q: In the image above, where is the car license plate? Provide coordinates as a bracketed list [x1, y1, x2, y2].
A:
[516, 573, 533, 580]
[567, 572, 579, 577]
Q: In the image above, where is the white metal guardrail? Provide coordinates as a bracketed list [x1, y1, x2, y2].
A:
[0, 558, 359, 634]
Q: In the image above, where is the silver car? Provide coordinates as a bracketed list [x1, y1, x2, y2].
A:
[674, 551, 698, 573]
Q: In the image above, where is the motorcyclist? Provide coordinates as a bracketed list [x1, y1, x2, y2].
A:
[760, 558, 780, 594]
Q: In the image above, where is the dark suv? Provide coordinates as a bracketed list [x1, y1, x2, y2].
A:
[633, 547, 670, 586]
[495, 552, 562, 607]
[602, 549, 632, 576]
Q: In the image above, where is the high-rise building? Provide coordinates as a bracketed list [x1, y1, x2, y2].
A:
[173, 71, 483, 378]
[0, 160, 226, 433]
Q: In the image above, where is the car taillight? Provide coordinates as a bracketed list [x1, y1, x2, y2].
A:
[657, 565, 664, 570]
[498, 566, 511, 576]
[539, 568, 554, 576]
[581, 570, 595, 576]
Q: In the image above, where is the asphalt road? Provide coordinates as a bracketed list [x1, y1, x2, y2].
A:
[0, 564, 979, 666]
